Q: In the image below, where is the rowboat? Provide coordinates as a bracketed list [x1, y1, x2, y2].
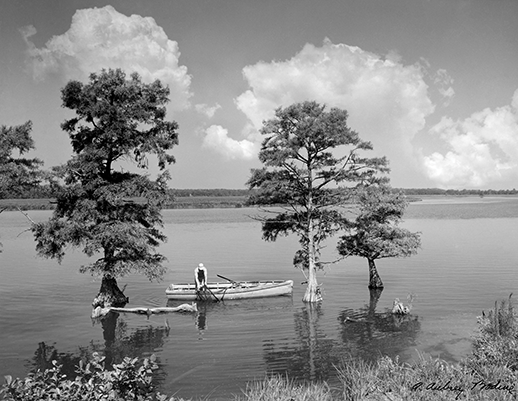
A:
[165, 279, 293, 301]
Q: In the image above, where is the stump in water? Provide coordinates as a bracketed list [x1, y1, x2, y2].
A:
[92, 275, 129, 309]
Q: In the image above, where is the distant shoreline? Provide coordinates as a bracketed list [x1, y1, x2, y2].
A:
[0, 196, 249, 211]
[2, 194, 518, 212]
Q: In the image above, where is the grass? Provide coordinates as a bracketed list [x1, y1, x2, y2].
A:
[236, 377, 334, 401]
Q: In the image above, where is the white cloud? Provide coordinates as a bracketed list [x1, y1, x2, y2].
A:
[423, 89, 518, 188]
[195, 103, 221, 118]
[21, 5, 191, 110]
[209, 38, 436, 165]
[433, 68, 455, 106]
[202, 125, 258, 160]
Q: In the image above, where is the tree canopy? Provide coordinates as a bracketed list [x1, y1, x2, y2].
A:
[337, 185, 421, 288]
[247, 101, 389, 302]
[32, 69, 179, 307]
[0, 121, 43, 199]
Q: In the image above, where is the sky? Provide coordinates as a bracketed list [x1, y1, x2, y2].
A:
[1, 0, 517, 190]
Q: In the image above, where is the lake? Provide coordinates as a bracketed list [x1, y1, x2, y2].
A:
[1, 196, 517, 399]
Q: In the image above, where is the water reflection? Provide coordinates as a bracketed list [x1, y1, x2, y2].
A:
[338, 289, 420, 362]
[26, 342, 93, 378]
[97, 313, 170, 386]
[26, 313, 171, 388]
[261, 289, 421, 383]
[263, 303, 338, 382]
[166, 298, 216, 334]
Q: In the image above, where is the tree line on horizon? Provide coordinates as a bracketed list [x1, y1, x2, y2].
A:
[2, 185, 518, 200]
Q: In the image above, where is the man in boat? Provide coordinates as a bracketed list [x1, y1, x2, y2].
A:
[194, 263, 208, 290]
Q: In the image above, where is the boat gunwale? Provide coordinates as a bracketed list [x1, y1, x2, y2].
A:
[165, 279, 293, 299]
[166, 279, 293, 293]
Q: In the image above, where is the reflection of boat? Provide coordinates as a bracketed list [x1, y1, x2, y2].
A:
[165, 280, 293, 300]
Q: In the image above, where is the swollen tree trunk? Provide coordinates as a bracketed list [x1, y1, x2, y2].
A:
[92, 275, 129, 309]
[303, 202, 322, 303]
[367, 258, 384, 289]
[303, 247, 321, 302]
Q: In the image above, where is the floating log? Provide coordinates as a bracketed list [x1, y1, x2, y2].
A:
[92, 303, 197, 318]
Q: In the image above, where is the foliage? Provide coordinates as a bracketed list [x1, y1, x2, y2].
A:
[0, 353, 179, 401]
[400, 187, 518, 196]
[237, 376, 333, 401]
[247, 101, 388, 302]
[337, 185, 421, 288]
[169, 188, 254, 197]
[0, 121, 43, 200]
[336, 353, 517, 401]
[32, 69, 178, 283]
[467, 294, 518, 372]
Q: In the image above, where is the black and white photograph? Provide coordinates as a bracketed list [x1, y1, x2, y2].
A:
[1, 1, 517, 399]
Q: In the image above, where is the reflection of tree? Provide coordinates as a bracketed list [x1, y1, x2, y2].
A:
[263, 303, 338, 381]
[262, 289, 420, 384]
[97, 313, 170, 386]
[26, 342, 93, 379]
[338, 289, 420, 362]
[26, 313, 171, 388]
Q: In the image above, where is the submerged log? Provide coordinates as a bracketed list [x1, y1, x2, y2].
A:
[92, 303, 198, 319]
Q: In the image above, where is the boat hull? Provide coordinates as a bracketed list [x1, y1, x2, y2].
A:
[165, 280, 293, 300]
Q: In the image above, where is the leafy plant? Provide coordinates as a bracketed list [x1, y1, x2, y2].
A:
[1, 353, 177, 401]
[468, 294, 518, 372]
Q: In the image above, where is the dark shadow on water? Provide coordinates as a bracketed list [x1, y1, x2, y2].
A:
[338, 288, 421, 362]
[263, 303, 338, 382]
[25, 312, 171, 388]
[261, 289, 421, 384]
[25, 342, 92, 379]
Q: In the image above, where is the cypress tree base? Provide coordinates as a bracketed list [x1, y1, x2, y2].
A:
[92, 275, 129, 309]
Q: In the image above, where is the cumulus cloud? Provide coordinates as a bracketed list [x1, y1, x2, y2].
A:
[206, 39, 436, 163]
[195, 103, 221, 118]
[20, 5, 191, 110]
[433, 68, 455, 106]
[202, 125, 258, 160]
[423, 89, 518, 188]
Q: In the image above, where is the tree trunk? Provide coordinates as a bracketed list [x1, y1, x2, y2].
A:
[302, 166, 322, 303]
[303, 232, 322, 303]
[92, 275, 129, 309]
[367, 258, 384, 289]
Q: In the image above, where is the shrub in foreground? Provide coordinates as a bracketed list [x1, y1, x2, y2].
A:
[467, 294, 518, 372]
[0, 352, 178, 401]
[236, 376, 333, 401]
[336, 354, 516, 401]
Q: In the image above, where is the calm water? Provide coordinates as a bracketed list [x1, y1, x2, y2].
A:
[1, 196, 518, 399]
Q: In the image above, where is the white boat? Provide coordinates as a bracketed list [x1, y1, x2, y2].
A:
[165, 279, 293, 301]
